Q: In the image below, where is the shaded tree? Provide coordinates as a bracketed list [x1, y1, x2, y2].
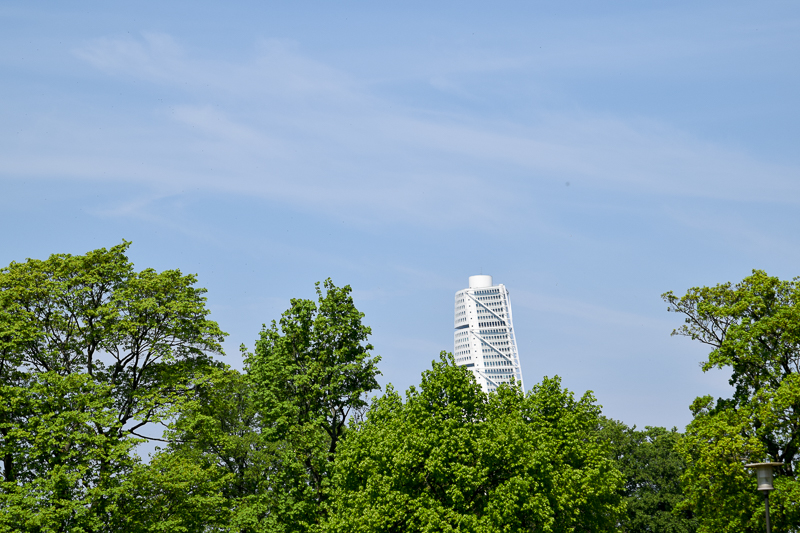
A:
[145, 366, 282, 533]
[600, 418, 696, 533]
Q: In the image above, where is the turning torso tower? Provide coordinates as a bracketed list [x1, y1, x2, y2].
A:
[453, 275, 524, 393]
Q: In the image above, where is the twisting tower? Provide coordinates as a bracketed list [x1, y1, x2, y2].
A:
[454, 275, 524, 393]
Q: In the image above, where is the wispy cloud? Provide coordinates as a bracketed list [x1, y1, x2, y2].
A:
[75, 34, 354, 100]
[2, 31, 798, 231]
[513, 290, 673, 331]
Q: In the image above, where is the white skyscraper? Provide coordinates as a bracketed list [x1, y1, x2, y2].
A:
[454, 275, 524, 393]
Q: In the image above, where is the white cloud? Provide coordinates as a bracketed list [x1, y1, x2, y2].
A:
[2, 32, 798, 230]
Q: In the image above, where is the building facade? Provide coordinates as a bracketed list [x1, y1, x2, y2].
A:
[454, 275, 524, 393]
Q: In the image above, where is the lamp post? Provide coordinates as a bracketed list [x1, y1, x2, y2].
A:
[745, 462, 783, 533]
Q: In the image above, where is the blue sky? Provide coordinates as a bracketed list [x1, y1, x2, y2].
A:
[2, 1, 800, 431]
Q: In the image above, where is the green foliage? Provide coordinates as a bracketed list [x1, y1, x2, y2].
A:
[677, 396, 765, 533]
[165, 367, 270, 500]
[10, 242, 764, 531]
[0, 373, 138, 532]
[600, 418, 695, 533]
[0, 241, 226, 434]
[156, 366, 285, 533]
[325, 353, 624, 533]
[664, 270, 800, 532]
[241, 278, 382, 532]
[115, 451, 233, 533]
[0, 242, 226, 531]
[247, 278, 381, 456]
[138, 279, 382, 532]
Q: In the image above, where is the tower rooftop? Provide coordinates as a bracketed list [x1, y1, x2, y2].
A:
[468, 275, 493, 288]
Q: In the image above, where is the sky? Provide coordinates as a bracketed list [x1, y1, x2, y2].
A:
[2, 1, 800, 432]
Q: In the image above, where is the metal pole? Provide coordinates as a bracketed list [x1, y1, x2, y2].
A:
[765, 491, 771, 533]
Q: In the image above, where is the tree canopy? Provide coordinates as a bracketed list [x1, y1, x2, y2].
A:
[128, 278, 385, 532]
[325, 353, 625, 533]
[242, 278, 383, 531]
[9, 242, 784, 532]
[0, 242, 226, 531]
[600, 418, 696, 533]
[664, 270, 800, 532]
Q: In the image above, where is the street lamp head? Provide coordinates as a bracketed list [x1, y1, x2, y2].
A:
[745, 462, 783, 491]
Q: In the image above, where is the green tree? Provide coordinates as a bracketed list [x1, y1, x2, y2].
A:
[600, 418, 696, 533]
[225, 278, 382, 531]
[123, 279, 381, 532]
[664, 270, 800, 532]
[0, 372, 138, 532]
[325, 353, 624, 533]
[0, 242, 226, 531]
[151, 366, 282, 533]
[677, 396, 766, 533]
[114, 449, 233, 533]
